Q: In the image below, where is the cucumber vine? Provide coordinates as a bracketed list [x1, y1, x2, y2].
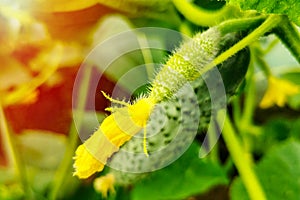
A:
[1, 1, 300, 200]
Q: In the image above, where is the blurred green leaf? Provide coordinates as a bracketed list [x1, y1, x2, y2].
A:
[253, 117, 300, 155]
[97, 0, 180, 25]
[71, 185, 132, 200]
[131, 143, 228, 200]
[255, 118, 291, 151]
[288, 94, 300, 110]
[65, 185, 99, 200]
[15, 130, 71, 197]
[0, 169, 24, 200]
[194, 0, 226, 10]
[0, 183, 24, 200]
[231, 140, 300, 200]
[16, 130, 66, 169]
[281, 70, 300, 85]
[281, 70, 300, 109]
[0, 168, 14, 183]
[290, 118, 300, 139]
[227, 0, 300, 26]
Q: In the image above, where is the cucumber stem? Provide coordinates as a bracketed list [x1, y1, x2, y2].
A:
[254, 48, 272, 77]
[49, 123, 79, 200]
[201, 15, 283, 75]
[179, 21, 193, 37]
[240, 56, 256, 127]
[218, 16, 267, 35]
[218, 112, 267, 200]
[172, 0, 241, 26]
[274, 16, 300, 63]
[0, 104, 31, 199]
[137, 32, 155, 80]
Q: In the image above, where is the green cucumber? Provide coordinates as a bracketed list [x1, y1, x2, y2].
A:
[106, 28, 250, 185]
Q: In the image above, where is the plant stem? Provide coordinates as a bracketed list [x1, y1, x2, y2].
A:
[274, 15, 300, 63]
[0, 106, 14, 170]
[207, 121, 220, 163]
[0, 104, 31, 199]
[218, 112, 266, 200]
[201, 15, 283, 75]
[137, 32, 155, 80]
[49, 64, 93, 200]
[179, 21, 193, 37]
[252, 46, 272, 77]
[232, 97, 241, 127]
[256, 55, 273, 77]
[48, 123, 79, 200]
[238, 60, 259, 151]
[240, 55, 256, 126]
[262, 37, 279, 54]
[172, 0, 242, 26]
[218, 16, 267, 35]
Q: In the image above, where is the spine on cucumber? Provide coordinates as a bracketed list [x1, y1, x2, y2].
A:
[149, 27, 241, 102]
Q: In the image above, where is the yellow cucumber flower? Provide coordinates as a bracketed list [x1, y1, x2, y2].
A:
[93, 173, 115, 198]
[73, 94, 156, 179]
[260, 76, 300, 109]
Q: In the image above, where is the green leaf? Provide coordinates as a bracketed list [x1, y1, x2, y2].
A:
[281, 70, 300, 109]
[231, 140, 300, 200]
[65, 184, 102, 200]
[290, 118, 300, 139]
[16, 130, 66, 169]
[227, 0, 300, 26]
[0, 168, 15, 183]
[252, 117, 300, 166]
[14, 130, 67, 196]
[97, 0, 180, 25]
[253, 118, 291, 154]
[0, 169, 24, 200]
[0, 183, 24, 200]
[15, 130, 80, 197]
[281, 70, 300, 85]
[131, 143, 228, 200]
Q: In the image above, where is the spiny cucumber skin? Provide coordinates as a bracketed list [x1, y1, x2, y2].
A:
[149, 27, 236, 102]
[108, 87, 199, 185]
[107, 29, 250, 186]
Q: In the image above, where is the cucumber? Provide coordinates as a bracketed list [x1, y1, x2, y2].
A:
[106, 29, 250, 185]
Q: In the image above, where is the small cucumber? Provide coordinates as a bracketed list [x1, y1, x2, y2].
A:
[107, 28, 250, 185]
